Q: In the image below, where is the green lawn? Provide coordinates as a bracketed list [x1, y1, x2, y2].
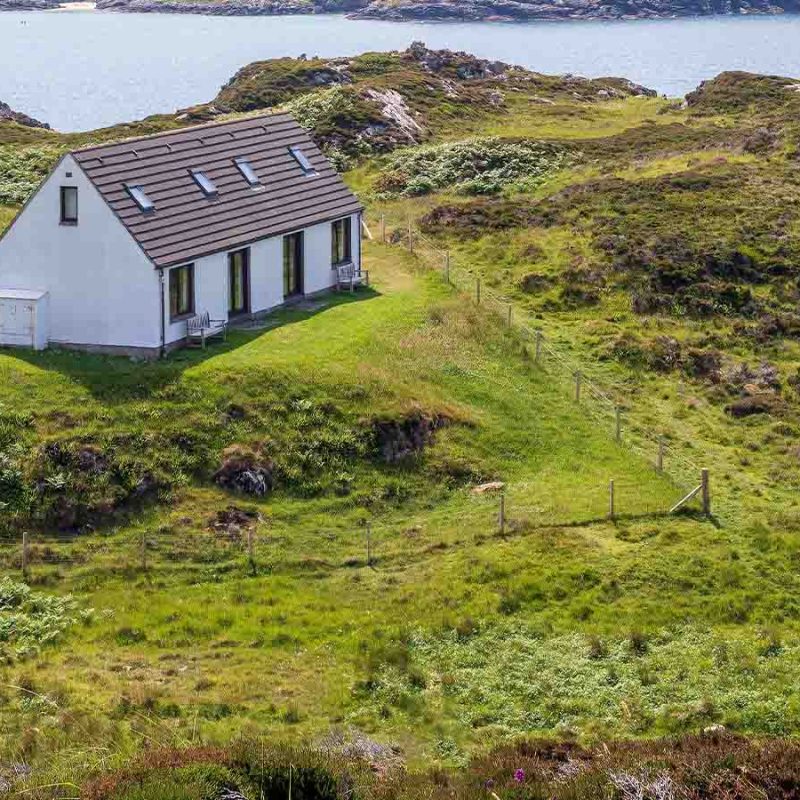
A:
[0, 242, 736, 784]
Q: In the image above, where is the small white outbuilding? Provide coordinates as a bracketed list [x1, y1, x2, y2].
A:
[0, 289, 49, 351]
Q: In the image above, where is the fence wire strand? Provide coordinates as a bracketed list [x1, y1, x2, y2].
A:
[0, 221, 714, 581]
[385, 217, 711, 500]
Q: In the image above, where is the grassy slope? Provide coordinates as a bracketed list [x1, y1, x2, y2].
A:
[0, 243, 698, 776]
[366, 75, 800, 527]
[3, 57, 800, 788]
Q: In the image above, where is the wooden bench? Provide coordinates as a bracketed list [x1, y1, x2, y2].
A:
[186, 311, 227, 349]
[336, 263, 369, 292]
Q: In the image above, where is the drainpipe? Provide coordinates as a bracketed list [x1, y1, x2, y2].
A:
[357, 211, 363, 274]
[158, 268, 166, 358]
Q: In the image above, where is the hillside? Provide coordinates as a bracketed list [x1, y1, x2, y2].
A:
[3, 50, 800, 795]
[85, 0, 800, 18]
[350, 0, 800, 20]
[0, 102, 48, 130]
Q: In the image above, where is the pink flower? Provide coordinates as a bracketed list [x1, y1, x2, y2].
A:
[513, 769, 526, 784]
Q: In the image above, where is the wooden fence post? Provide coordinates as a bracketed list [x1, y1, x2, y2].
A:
[701, 469, 710, 516]
[535, 331, 542, 363]
[657, 436, 665, 473]
[476, 277, 481, 305]
[499, 494, 506, 535]
[380, 214, 386, 243]
[21, 531, 29, 579]
[615, 406, 622, 443]
[574, 371, 582, 402]
[507, 305, 513, 328]
[140, 531, 147, 571]
[608, 480, 615, 520]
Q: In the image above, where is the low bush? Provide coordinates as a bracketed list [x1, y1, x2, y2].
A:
[82, 742, 372, 800]
[0, 144, 65, 205]
[420, 199, 541, 236]
[726, 394, 784, 418]
[77, 733, 800, 800]
[376, 138, 572, 197]
[0, 578, 80, 661]
[283, 85, 390, 164]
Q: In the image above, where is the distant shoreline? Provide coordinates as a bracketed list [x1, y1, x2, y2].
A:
[52, 1, 97, 9]
[4, 0, 800, 22]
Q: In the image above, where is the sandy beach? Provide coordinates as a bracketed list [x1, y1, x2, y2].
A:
[53, 2, 97, 10]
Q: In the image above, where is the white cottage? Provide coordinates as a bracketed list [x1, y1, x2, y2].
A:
[0, 113, 365, 357]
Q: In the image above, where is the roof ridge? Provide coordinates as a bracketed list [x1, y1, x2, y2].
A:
[72, 111, 290, 156]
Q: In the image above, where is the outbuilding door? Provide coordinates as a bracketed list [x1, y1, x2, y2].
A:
[0, 299, 33, 346]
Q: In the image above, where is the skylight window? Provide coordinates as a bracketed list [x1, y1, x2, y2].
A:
[189, 169, 218, 197]
[125, 183, 154, 213]
[288, 146, 316, 176]
[235, 157, 260, 187]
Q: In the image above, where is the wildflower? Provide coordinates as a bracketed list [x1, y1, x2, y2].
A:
[513, 769, 525, 783]
[484, 779, 495, 790]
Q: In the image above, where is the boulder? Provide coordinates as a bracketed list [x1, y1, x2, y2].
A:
[371, 409, 449, 463]
[725, 394, 783, 418]
[210, 505, 259, 539]
[213, 445, 274, 496]
[471, 481, 505, 494]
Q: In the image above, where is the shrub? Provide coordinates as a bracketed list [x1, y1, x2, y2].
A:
[376, 138, 572, 197]
[726, 394, 784, 418]
[0, 144, 65, 205]
[628, 630, 649, 656]
[0, 578, 79, 661]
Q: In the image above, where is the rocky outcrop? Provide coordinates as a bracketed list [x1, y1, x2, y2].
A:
[0, 101, 50, 130]
[213, 444, 275, 496]
[362, 88, 423, 142]
[0, 0, 61, 8]
[25, 0, 799, 20]
[350, 0, 800, 20]
[95, 0, 367, 13]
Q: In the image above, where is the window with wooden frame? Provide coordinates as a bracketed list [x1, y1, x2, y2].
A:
[283, 232, 304, 298]
[331, 217, 352, 266]
[60, 186, 78, 224]
[228, 248, 251, 316]
[169, 264, 195, 321]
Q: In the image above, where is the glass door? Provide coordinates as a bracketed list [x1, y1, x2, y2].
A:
[283, 232, 304, 299]
[228, 248, 250, 316]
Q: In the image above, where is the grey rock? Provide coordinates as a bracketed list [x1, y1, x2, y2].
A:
[349, 0, 800, 21]
[0, 101, 50, 129]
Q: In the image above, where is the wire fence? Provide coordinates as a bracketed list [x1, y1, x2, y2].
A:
[0, 220, 713, 582]
[3, 477, 685, 583]
[373, 214, 711, 506]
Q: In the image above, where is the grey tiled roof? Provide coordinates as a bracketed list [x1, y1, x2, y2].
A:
[73, 113, 362, 269]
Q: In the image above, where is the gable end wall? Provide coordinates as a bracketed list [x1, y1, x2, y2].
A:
[0, 155, 160, 350]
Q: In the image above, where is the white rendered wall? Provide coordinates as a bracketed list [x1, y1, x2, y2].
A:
[301, 220, 336, 296]
[0, 155, 160, 350]
[284, 213, 360, 297]
[162, 213, 361, 344]
[163, 251, 227, 346]
[249, 237, 284, 313]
